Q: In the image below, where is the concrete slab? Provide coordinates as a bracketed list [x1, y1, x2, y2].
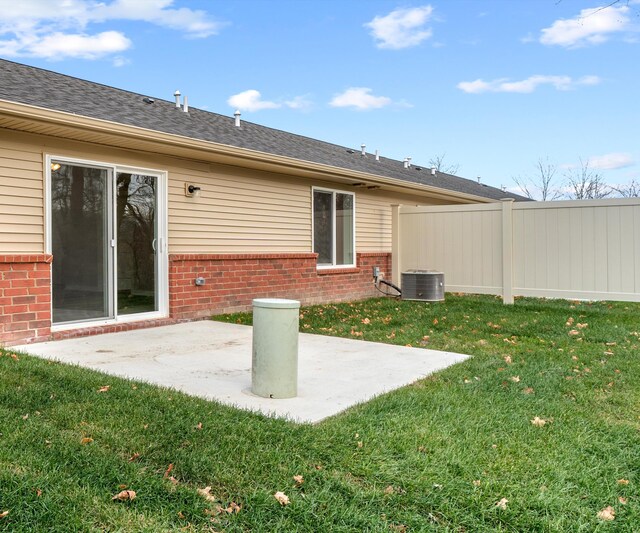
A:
[15, 321, 469, 423]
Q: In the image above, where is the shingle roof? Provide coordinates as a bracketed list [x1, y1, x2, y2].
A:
[0, 59, 527, 201]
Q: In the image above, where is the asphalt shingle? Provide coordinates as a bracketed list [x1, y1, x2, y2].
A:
[0, 59, 527, 201]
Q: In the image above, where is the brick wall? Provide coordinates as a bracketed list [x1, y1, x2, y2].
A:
[0, 255, 52, 346]
[169, 252, 392, 319]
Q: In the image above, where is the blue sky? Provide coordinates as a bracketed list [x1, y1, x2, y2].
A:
[1, 0, 638, 194]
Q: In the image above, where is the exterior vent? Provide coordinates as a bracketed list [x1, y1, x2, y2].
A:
[401, 270, 444, 301]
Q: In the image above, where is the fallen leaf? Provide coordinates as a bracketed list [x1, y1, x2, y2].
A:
[597, 506, 615, 521]
[198, 486, 217, 502]
[503, 355, 512, 364]
[225, 502, 241, 514]
[36, 489, 42, 497]
[509, 376, 521, 383]
[177, 511, 185, 519]
[195, 422, 203, 430]
[274, 491, 290, 505]
[357, 441, 364, 449]
[531, 416, 547, 427]
[606, 342, 617, 346]
[21, 414, 28, 420]
[390, 524, 407, 532]
[361, 318, 371, 325]
[473, 480, 481, 487]
[314, 464, 323, 470]
[433, 483, 443, 490]
[164, 463, 174, 478]
[168, 476, 179, 485]
[572, 355, 579, 361]
[0, 511, 8, 518]
[293, 475, 304, 486]
[617, 479, 630, 485]
[128, 453, 140, 462]
[98, 385, 110, 393]
[384, 485, 395, 495]
[496, 498, 508, 510]
[433, 318, 439, 325]
[112, 490, 136, 501]
[566, 317, 574, 326]
[80, 437, 93, 445]
[619, 497, 628, 505]
[568, 330, 580, 336]
[576, 323, 588, 329]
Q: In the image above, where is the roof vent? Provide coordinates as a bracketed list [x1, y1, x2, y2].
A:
[143, 97, 154, 104]
[361, 144, 366, 156]
[477, 176, 481, 183]
[234, 110, 241, 127]
[375, 150, 380, 161]
[346, 149, 355, 154]
[174, 90, 181, 108]
[403, 157, 411, 169]
[430, 167, 436, 176]
[183, 95, 189, 113]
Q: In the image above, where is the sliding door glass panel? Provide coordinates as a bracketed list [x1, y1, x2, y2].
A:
[116, 173, 158, 315]
[313, 190, 333, 265]
[51, 162, 110, 324]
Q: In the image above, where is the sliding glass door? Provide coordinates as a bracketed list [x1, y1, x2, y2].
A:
[50, 159, 164, 326]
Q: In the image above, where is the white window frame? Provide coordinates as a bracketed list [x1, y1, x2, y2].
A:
[311, 186, 356, 269]
[45, 154, 169, 331]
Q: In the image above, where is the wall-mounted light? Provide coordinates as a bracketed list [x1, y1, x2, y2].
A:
[51, 162, 61, 171]
[185, 183, 201, 197]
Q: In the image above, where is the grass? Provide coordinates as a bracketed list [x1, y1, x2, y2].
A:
[1, 294, 639, 531]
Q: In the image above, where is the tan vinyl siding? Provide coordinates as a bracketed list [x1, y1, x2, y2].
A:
[0, 131, 44, 252]
[0, 128, 455, 256]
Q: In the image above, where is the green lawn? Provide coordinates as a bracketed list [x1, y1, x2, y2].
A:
[2, 294, 639, 531]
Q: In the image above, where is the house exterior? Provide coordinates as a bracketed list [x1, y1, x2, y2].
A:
[0, 59, 523, 346]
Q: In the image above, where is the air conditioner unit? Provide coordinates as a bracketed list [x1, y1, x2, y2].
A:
[401, 270, 444, 302]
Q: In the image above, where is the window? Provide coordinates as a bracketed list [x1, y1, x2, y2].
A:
[313, 188, 355, 267]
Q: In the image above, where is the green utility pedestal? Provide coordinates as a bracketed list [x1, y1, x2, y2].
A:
[251, 298, 300, 399]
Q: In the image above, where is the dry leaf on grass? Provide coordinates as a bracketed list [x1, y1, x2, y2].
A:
[473, 480, 481, 487]
[496, 498, 508, 510]
[384, 485, 395, 495]
[509, 376, 521, 383]
[225, 502, 241, 514]
[523, 387, 535, 395]
[198, 486, 217, 502]
[0, 511, 8, 518]
[21, 414, 28, 420]
[195, 422, 203, 430]
[36, 489, 42, 497]
[112, 490, 136, 501]
[274, 491, 290, 505]
[619, 497, 628, 505]
[568, 330, 580, 336]
[576, 323, 588, 329]
[97, 385, 110, 393]
[128, 452, 140, 462]
[361, 318, 371, 325]
[597, 506, 615, 521]
[177, 511, 185, 519]
[617, 479, 629, 485]
[163, 463, 174, 478]
[293, 475, 304, 486]
[566, 317, 574, 326]
[503, 355, 512, 364]
[80, 437, 93, 445]
[531, 416, 548, 427]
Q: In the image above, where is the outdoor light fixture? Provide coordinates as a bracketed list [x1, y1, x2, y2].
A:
[185, 183, 201, 197]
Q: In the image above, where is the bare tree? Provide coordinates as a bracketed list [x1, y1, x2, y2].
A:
[564, 158, 612, 200]
[513, 157, 563, 201]
[612, 179, 640, 198]
[428, 152, 460, 175]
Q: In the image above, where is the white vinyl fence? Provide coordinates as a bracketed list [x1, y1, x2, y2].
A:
[392, 198, 640, 303]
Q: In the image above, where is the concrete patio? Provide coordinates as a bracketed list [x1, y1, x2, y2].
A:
[15, 321, 468, 423]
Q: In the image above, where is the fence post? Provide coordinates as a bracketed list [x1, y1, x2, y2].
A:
[391, 204, 401, 286]
[501, 199, 515, 304]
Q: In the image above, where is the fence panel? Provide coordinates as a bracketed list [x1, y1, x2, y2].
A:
[397, 198, 640, 302]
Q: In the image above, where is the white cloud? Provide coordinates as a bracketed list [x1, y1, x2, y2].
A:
[457, 75, 601, 94]
[587, 153, 635, 170]
[0, 0, 223, 60]
[28, 31, 131, 60]
[329, 87, 392, 110]
[284, 95, 313, 111]
[227, 90, 281, 112]
[365, 6, 434, 49]
[540, 5, 631, 48]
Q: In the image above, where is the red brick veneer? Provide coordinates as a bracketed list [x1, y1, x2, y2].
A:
[0, 254, 52, 346]
[169, 252, 392, 319]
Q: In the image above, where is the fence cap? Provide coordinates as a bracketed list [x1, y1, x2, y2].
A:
[253, 298, 300, 309]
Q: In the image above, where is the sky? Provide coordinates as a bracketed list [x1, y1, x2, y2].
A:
[0, 0, 638, 195]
